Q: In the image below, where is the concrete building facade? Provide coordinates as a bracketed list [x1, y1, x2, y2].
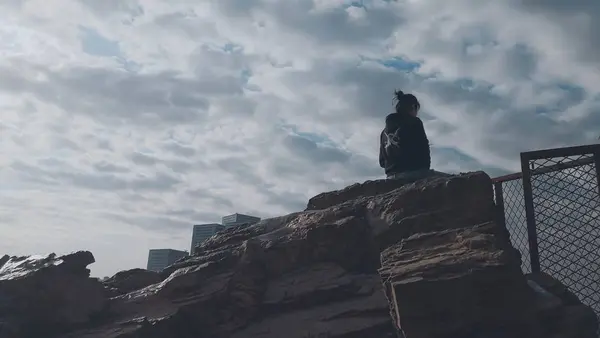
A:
[190, 223, 225, 253]
[146, 249, 188, 272]
[221, 213, 261, 228]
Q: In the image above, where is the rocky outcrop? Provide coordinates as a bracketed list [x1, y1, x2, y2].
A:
[1, 172, 597, 338]
[0, 252, 107, 338]
[305, 176, 421, 211]
[102, 269, 164, 296]
[379, 223, 536, 337]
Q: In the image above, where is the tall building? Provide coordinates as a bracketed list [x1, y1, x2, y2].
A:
[146, 249, 188, 272]
[190, 223, 225, 253]
[221, 213, 261, 228]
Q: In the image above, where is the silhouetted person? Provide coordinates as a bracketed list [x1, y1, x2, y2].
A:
[379, 90, 447, 180]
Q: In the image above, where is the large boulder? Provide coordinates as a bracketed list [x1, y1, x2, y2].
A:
[305, 176, 424, 211]
[379, 223, 536, 338]
[3, 171, 596, 338]
[0, 251, 107, 338]
[60, 172, 500, 337]
[65, 209, 392, 338]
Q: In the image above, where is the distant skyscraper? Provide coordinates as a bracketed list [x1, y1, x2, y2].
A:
[146, 249, 188, 272]
[221, 213, 261, 228]
[190, 223, 225, 253]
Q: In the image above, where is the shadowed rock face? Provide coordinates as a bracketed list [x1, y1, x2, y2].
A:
[0, 172, 597, 338]
[379, 223, 534, 337]
[102, 269, 164, 296]
[0, 251, 107, 338]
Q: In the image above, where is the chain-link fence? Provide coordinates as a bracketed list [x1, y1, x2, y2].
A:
[521, 145, 600, 318]
[493, 175, 531, 273]
[494, 144, 600, 326]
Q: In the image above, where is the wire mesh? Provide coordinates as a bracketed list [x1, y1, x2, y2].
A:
[525, 152, 600, 320]
[494, 179, 531, 273]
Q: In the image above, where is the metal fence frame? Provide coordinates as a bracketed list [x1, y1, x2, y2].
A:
[494, 144, 600, 323]
[493, 171, 531, 272]
[520, 144, 600, 273]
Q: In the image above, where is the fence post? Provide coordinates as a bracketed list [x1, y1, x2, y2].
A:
[594, 150, 600, 198]
[520, 152, 541, 273]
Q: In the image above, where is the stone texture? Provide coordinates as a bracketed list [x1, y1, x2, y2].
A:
[1, 171, 596, 338]
[102, 269, 164, 296]
[379, 223, 536, 338]
[231, 264, 393, 338]
[0, 251, 107, 338]
[305, 176, 423, 211]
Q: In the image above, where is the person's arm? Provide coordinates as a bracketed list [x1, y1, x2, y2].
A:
[379, 130, 386, 168]
[413, 118, 431, 169]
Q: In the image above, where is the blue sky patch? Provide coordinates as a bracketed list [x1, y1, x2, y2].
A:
[241, 69, 252, 85]
[222, 42, 243, 53]
[79, 26, 140, 72]
[348, 1, 365, 8]
[79, 26, 122, 58]
[380, 57, 421, 72]
[280, 124, 338, 148]
[454, 78, 494, 92]
[361, 55, 421, 72]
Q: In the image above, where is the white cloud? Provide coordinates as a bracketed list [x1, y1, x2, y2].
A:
[1, 0, 599, 277]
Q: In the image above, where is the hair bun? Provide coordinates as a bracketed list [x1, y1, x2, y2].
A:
[394, 90, 405, 99]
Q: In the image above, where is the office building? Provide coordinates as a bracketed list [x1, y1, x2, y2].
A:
[221, 213, 261, 228]
[146, 249, 188, 272]
[190, 223, 225, 253]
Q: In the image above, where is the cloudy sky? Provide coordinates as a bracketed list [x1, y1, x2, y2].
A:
[1, 0, 599, 278]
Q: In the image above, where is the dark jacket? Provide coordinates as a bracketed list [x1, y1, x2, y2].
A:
[379, 113, 431, 176]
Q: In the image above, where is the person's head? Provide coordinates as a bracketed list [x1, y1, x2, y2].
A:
[394, 90, 420, 117]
